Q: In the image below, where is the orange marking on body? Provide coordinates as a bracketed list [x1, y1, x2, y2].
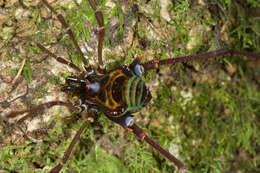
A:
[99, 68, 127, 111]
[152, 60, 159, 69]
[125, 127, 132, 131]
[140, 131, 147, 138]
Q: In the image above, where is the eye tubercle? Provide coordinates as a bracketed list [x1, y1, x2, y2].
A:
[86, 82, 100, 93]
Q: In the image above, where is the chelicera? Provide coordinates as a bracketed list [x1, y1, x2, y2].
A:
[4, 0, 260, 173]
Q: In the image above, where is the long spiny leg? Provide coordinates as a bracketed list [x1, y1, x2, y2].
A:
[0, 85, 28, 108]
[141, 48, 260, 71]
[41, 0, 88, 66]
[114, 115, 185, 171]
[87, 0, 105, 67]
[6, 101, 74, 124]
[17, 123, 44, 143]
[36, 43, 81, 72]
[128, 123, 186, 172]
[5, 101, 74, 147]
[50, 112, 96, 173]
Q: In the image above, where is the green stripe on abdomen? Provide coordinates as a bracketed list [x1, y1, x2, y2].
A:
[121, 75, 145, 116]
[132, 77, 141, 107]
[137, 80, 144, 107]
[126, 75, 136, 108]
[125, 75, 144, 113]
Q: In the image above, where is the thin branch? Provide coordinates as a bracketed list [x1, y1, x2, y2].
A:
[11, 59, 26, 87]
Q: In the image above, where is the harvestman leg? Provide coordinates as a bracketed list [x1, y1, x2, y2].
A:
[141, 48, 260, 71]
[113, 114, 186, 171]
[43, 0, 105, 67]
[8, 1, 106, 172]
[36, 43, 81, 72]
[6, 101, 74, 124]
[35, 1, 105, 172]
[50, 112, 96, 173]
[6, 101, 94, 173]
[51, 4, 105, 171]
[36, 0, 82, 71]
[41, 0, 88, 66]
[127, 48, 260, 171]
[6, 101, 74, 144]
[128, 123, 186, 171]
[87, 0, 105, 67]
[40, 0, 105, 71]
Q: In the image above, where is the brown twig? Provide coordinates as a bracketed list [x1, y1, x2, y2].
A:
[11, 59, 26, 87]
